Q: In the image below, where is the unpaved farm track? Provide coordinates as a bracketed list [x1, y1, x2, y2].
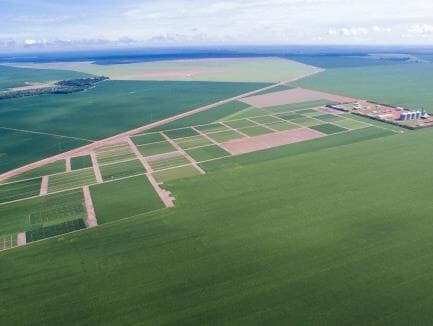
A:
[0, 70, 322, 182]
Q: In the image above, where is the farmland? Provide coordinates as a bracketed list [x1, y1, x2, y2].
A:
[3, 55, 433, 325]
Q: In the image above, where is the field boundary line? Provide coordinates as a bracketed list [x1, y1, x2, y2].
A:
[90, 152, 103, 183]
[0, 72, 323, 182]
[218, 121, 251, 138]
[0, 126, 95, 142]
[83, 186, 98, 228]
[190, 126, 225, 147]
[127, 138, 175, 208]
[160, 132, 206, 175]
[39, 176, 49, 196]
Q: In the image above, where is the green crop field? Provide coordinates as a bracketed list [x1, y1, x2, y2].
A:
[131, 132, 165, 145]
[4, 160, 65, 183]
[137, 141, 177, 157]
[195, 123, 229, 133]
[26, 219, 86, 243]
[207, 130, 245, 142]
[239, 125, 274, 136]
[310, 123, 347, 134]
[186, 145, 230, 161]
[0, 189, 86, 236]
[99, 159, 145, 181]
[90, 175, 164, 224]
[153, 165, 202, 183]
[71, 155, 93, 170]
[174, 135, 213, 150]
[163, 127, 199, 139]
[149, 155, 191, 171]
[0, 178, 41, 203]
[48, 168, 96, 193]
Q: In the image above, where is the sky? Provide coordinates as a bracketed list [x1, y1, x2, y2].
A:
[2, 0, 433, 52]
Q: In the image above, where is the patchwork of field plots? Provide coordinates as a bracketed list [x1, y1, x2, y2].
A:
[0, 94, 399, 251]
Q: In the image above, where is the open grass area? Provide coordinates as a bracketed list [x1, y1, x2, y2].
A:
[186, 145, 230, 161]
[100, 159, 145, 181]
[5, 124, 433, 325]
[5, 160, 65, 183]
[48, 168, 96, 193]
[0, 178, 41, 203]
[0, 189, 86, 236]
[153, 165, 202, 183]
[137, 141, 176, 157]
[91, 175, 164, 224]
[71, 155, 93, 170]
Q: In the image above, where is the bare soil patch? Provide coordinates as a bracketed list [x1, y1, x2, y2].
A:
[220, 128, 325, 155]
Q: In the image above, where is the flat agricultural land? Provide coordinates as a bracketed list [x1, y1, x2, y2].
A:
[16, 57, 320, 83]
[4, 57, 433, 325]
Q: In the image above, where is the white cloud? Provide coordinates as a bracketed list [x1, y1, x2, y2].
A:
[408, 24, 433, 35]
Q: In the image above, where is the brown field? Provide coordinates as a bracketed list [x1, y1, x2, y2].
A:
[240, 87, 355, 108]
[219, 128, 325, 155]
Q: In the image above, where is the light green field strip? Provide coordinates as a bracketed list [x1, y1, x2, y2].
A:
[48, 168, 96, 193]
[137, 141, 177, 157]
[131, 132, 165, 145]
[220, 106, 269, 121]
[148, 155, 191, 171]
[186, 145, 231, 162]
[0, 178, 41, 204]
[100, 159, 146, 182]
[195, 123, 230, 134]
[95, 145, 136, 165]
[4, 161, 66, 183]
[206, 130, 245, 143]
[332, 118, 372, 130]
[174, 135, 213, 150]
[291, 117, 322, 127]
[315, 113, 345, 123]
[223, 119, 260, 129]
[237, 125, 275, 137]
[265, 122, 299, 131]
[250, 115, 285, 125]
[153, 165, 202, 183]
[94, 142, 130, 153]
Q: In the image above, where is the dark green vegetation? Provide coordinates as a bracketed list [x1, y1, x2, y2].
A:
[293, 63, 433, 111]
[91, 175, 164, 224]
[5, 160, 65, 182]
[99, 159, 145, 181]
[0, 65, 90, 91]
[0, 128, 89, 174]
[137, 141, 176, 157]
[0, 178, 41, 203]
[5, 123, 433, 324]
[163, 127, 199, 139]
[131, 132, 165, 145]
[26, 219, 86, 243]
[0, 189, 85, 236]
[71, 155, 93, 170]
[310, 123, 347, 134]
[0, 78, 267, 173]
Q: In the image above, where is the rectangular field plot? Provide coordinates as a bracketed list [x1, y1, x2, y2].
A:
[250, 115, 283, 125]
[100, 159, 145, 181]
[137, 141, 176, 157]
[0, 190, 86, 236]
[186, 145, 230, 161]
[276, 113, 304, 121]
[207, 130, 245, 143]
[315, 114, 345, 123]
[174, 135, 213, 150]
[5, 161, 65, 183]
[131, 132, 165, 145]
[26, 219, 86, 243]
[153, 165, 202, 183]
[95, 142, 136, 165]
[163, 128, 199, 139]
[91, 175, 164, 224]
[291, 117, 322, 127]
[224, 119, 259, 129]
[332, 118, 371, 130]
[0, 234, 17, 251]
[48, 168, 96, 193]
[0, 178, 41, 204]
[195, 123, 229, 133]
[266, 122, 299, 131]
[238, 126, 274, 136]
[148, 155, 191, 171]
[71, 155, 93, 170]
[310, 123, 347, 134]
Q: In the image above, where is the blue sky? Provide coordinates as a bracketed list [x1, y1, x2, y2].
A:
[1, 0, 433, 51]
